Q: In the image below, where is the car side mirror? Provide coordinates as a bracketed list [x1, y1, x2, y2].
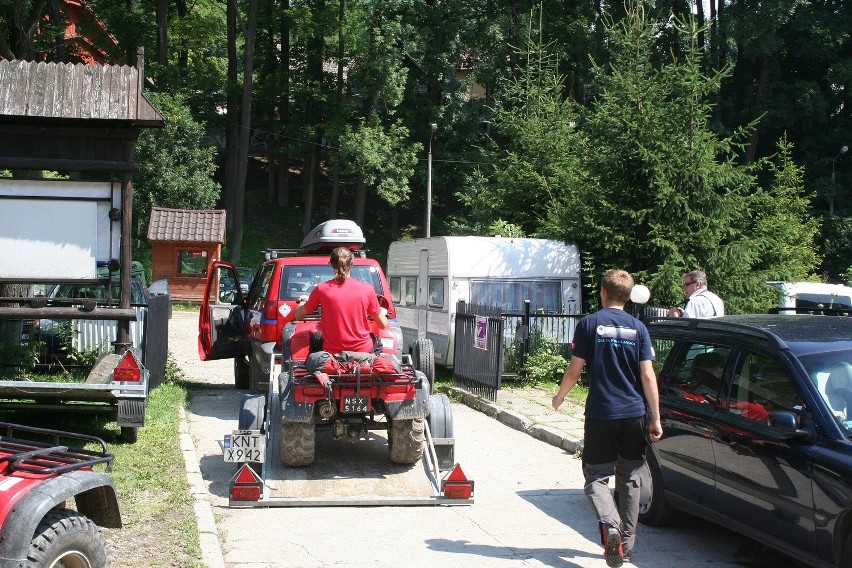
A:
[770, 410, 814, 441]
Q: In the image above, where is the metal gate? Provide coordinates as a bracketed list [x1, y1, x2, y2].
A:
[452, 301, 504, 401]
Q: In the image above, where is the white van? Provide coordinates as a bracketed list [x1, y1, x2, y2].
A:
[768, 281, 852, 313]
[386, 236, 581, 367]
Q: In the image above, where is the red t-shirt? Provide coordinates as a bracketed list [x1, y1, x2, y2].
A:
[303, 277, 381, 354]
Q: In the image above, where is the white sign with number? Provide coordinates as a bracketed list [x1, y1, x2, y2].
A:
[223, 430, 266, 463]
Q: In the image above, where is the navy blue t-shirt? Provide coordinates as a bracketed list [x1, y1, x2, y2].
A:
[572, 308, 655, 420]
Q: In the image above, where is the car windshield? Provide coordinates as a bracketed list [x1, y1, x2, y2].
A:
[797, 349, 852, 436]
[279, 265, 384, 300]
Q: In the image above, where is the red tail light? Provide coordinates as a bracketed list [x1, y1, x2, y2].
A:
[230, 464, 262, 501]
[441, 464, 474, 500]
[113, 351, 141, 382]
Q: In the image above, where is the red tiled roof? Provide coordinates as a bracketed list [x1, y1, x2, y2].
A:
[147, 207, 226, 243]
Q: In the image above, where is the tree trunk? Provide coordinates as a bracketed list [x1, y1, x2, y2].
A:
[302, 148, 318, 234]
[329, 0, 346, 218]
[354, 171, 366, 226]
[229, 0, 260, 265]
[744, 55, 771, 165]
[224, 0, 240, 233]
[277, 0, 291, 207]
[156, 0, 168, 89]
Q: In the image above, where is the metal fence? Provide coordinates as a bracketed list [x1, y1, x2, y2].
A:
[452, 301, 505, 401]
[454, 300, 670, 392]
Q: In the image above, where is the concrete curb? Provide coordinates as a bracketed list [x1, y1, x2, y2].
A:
[179, 405, 226, 568]
[447, 387, 583, 454]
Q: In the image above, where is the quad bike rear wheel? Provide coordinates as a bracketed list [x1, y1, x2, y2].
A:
[388, 417, 425, 464]
[280, 421, 315, 467]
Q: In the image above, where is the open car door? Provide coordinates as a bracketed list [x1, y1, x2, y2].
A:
[198, 261, 246, 361]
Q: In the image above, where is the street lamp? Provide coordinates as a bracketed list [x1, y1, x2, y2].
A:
[426, 122, 437, 238]
[831, 144, 849, 217]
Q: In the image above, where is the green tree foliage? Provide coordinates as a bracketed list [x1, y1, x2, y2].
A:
[337, 118, 418, 206]
[459, 16, 585, 236]
[133, 93, 221, 242]
[500, 3, 821, 313]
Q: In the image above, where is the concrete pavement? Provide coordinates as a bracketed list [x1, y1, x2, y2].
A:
[179, 379, 584, 568]
[449, 384, 585, 455]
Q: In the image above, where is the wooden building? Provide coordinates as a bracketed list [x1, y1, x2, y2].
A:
[147, 207, 226, 303]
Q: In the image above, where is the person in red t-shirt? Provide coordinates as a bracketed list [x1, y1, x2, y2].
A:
[292, 247, 388, 354]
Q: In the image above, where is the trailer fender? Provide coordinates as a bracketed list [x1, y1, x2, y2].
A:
[384, 371, 429, 420]
[279, 372, 314, 423]
[0, 471, 121, 567]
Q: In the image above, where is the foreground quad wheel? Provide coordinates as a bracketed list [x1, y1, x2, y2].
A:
[234, 358, 250, 390]
[413, 339, 435, 393]
[27, 510, 109, 568]
[426, 394, 454, 439]
[280, 421, 315, 467]
[388, 417, 425, 464]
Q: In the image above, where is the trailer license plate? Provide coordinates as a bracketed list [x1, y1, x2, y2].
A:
[223, 430, 265, 463]
[343, 396, 369, 413]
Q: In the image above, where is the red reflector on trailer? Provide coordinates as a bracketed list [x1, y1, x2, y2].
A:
[232, 484, 262, 501]
[230, 464, 262, 501]
[113, 351, 141, 382]
[441, 464, 474, 500]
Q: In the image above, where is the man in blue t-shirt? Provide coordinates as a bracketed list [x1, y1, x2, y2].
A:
[552, 269, 662, 568]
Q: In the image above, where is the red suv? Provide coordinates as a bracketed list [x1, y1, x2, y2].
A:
[198, 220, 402, 393]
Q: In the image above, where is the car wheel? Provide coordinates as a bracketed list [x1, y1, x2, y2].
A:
[234, 358, 250, 390]
[120, 426, 138, 444]
[413, 339, 435, 393]
[638, 449, 674, 526]
[27, 510, 109, 568]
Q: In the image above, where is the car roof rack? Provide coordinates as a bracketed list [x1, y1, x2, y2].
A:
[646, 316, 789, 351]
[263, 248, 368, 261]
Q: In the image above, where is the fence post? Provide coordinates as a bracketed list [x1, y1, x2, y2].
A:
[520, 299, 531, 380]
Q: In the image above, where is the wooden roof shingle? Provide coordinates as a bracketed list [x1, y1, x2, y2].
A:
[0, 59, 163, 125]
[147, 207, 226, 244]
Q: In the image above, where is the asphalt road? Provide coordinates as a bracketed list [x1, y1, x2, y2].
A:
[173, 310, 770, 568]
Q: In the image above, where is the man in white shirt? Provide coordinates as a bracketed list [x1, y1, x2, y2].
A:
[667, 270, 725, 318]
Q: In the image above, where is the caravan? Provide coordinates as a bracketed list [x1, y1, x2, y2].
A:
[386, 236, 581, 367]
[769, 281, 852, 314]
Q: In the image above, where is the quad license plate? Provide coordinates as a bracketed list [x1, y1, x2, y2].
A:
[223, 430, 265, 462]
[342, 396, 369, 413]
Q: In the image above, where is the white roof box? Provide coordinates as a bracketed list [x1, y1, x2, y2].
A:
[301, 219, 366, 251]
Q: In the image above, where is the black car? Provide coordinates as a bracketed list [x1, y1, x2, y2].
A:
[643, 315, 852, 567]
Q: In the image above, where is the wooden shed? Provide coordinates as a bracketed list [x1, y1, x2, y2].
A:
[147, 207, 226, 302]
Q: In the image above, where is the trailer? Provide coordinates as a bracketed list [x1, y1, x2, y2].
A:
[223, 353, 473, 507]
[214, 222, 473, 507]
[0, 179, 165, 444]
[386, 236, 581, 367]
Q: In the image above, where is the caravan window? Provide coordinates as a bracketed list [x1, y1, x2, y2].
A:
[429, 278, 444, 308]
[404, 278, 417, 305]
[390, 277, 401, 304]
[390, 276, 417, 306]
[470, 280, 562, 312]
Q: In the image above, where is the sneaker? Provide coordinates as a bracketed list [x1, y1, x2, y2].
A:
[622, 548, 632, 563]
[603, 525, 624, 567]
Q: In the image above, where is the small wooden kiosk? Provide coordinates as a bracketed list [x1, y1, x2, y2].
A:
[147, 207, 226, 302]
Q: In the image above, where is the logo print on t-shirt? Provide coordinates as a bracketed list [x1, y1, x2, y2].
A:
[596, 325, 637, 346]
